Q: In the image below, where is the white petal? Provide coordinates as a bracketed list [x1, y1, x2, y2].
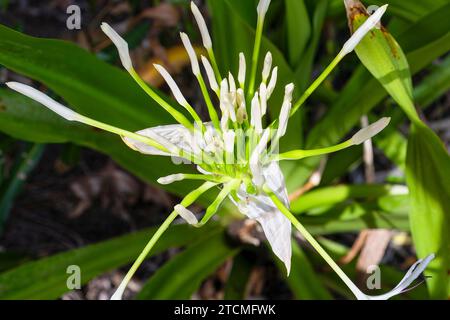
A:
[154, 64, 188, 107]
[259, 83, 268, 116]
[238, 52, 246, 87]
[234, 162, 291, 274]
[175, 204, 199, 225]
[6, 82, 79, 121]
[122, 124, 192, 156]
[257, 0, 271, 19]
[180, 32, 200, 76]
[267, 66, 278, 98]
[157, 174, 185, 185]
[251, 93, 263, 134]
[201, 56, 219, 92]
[101, 22, 132, 71]
[277, 83, 294, 138]
[341, 5, 388, 56]
[190, 2, 212, 49]
[262, 52, 272, 82]
[363, 254, 435, 300]
[351, 117, 390, 145]
[228, 73, 236, 95]
[223, 130, 236, 153]
[250, 129, 270, 187]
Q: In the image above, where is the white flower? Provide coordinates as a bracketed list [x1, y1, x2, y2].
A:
[7, 0, 414, 301]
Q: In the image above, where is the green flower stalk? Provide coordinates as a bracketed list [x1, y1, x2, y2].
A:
[5, 0, 434, 300]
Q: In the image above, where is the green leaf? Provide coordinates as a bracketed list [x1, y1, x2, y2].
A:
[0, 25, 171, 130]
[290, 184, 398, 214]
[0, 143, 44, 234]
[280, 242, 332, 299]
[224, 253, 253, 300]
[345, 1, 450, 298]
[285, 0, 311, 67]
[136, 229, 239, 299]
[406, 124, 450, 299]
[0, 223, 223, 299]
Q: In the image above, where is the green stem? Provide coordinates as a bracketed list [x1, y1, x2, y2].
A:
[111, 182, 218, 300]
[265, 186, 366, 300]
[275, 140, 353, 161]
[248, 17, 264, 99]
[290, 54, 344, 117]
[197, 74, 221, 130]
[207, 48, 222, 83]
[78, 115, 168, 153]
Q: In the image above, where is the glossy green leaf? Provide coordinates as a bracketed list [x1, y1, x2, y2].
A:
[0, 143, 44, 234]
[285, 0, 311, 67]
[224, 253, 253, 300]
[0, 223, 223, 299]
[406, 124, 450, 299]
[136, 229, 239, 299]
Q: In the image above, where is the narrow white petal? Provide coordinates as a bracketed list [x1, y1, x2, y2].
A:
[250, 129, 270, 186]
[251, 93, 263, 134]
[223, 130, 236, 153]
[267, 66, 278, 98]
[157, 174, 185, 185]
[257, 0, 271, 19]
[219, 79, 229, 114]
[233, 162, 292, 274]
[175, 204, 199, 225]
[262, 52, 272, 82]
[351, 117, 390, 145]
[278, 102, 291, 138]
[341, 4, 388, 56]
[101, 22, 133, 71]
[154, 64, 188, 107]
[221, 110, 229, 132]
[190, 2, 212, 49]
[122, 124, 190, 157]
[277, 84, 294, 138]
[228, 72, 237, 95]
[201, 56, 219, 92]
[238, 52, 246, 87]
[6, 82, 79, 121]
[363, 253, 435, 300]
[259, 83, 268, 116]
[180, 32, 200, 76]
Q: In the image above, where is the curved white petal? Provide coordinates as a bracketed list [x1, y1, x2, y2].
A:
[6, 82, 80, 121]
[362, 254, 435, 300]
[180, 32, 200, 76]
[122, 124, 192, 156]
[351, 117, 390, 145]
[153, 64, 189, 107]
[257, 0, 271, 19]
[175, 204, 199, 225]
[233, 162, 292, 274]
[101, 22, 132, 71]
[190, 1, 212, 49]
[341, 4, 388, 56]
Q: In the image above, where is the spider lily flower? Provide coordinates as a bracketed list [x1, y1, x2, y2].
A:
[6, 0, 432, 301]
